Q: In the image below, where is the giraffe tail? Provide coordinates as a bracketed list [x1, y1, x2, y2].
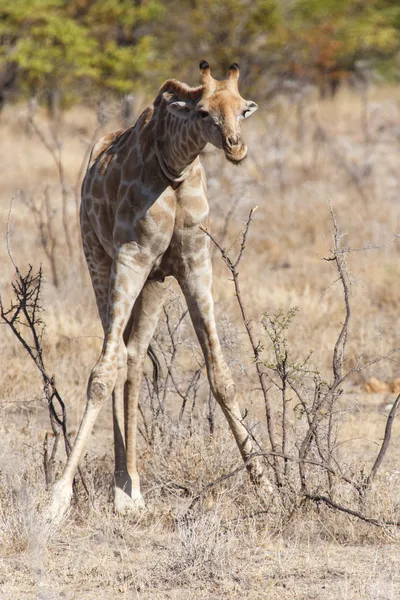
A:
[147, 343, 161, 394]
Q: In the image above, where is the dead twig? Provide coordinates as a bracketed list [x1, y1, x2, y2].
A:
[306, 493, 400, 528]
[27, 108, 74, 259]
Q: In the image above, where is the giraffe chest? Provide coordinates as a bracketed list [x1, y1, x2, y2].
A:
[83, 171, 176, 255]
[173, 161, 209, 228]
[174, 189, 209, 229]
[148, 192, 210, 282]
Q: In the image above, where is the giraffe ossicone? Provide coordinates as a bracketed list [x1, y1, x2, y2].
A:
[49, 61, 267, 521]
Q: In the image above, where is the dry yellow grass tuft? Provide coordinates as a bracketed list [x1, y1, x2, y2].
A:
[365, 377, 400, 394]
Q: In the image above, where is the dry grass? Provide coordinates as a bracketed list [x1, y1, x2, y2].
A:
[1, 85, 400, 598]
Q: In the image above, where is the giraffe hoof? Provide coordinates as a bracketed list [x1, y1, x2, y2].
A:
[247, 456, 264, 485]
[47, 480, 73, 523]
[260, 475, 274, 496]
[253, 470, 274, 496]
[114, 487, 145, 516]
[248, 458, 274, 495]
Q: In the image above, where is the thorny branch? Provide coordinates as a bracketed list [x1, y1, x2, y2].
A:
[186, 451, 400, 529]
[1, 200, 88, 494]
[366, 393, 400, 487]
[202, 207, 283, 490]
[139, 297, 206, 444]
[325, 199, 351, 387]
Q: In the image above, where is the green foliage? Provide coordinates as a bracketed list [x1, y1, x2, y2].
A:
[99, 37, 153, 94]
[289, 0, 400, 62]
[0, 0, 166, 103]
[153, 0, 282, 91]
[0, 0, 99, 93]
[0, 0, 400, 109]
[261, 0, 400, 96]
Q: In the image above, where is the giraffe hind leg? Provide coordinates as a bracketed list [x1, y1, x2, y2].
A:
[49, 225, 114, 520]
[114, 279, 167, 515]
[50, 213, 155, 520]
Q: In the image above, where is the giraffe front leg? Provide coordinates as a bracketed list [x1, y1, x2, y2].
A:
[48, 246, 152, 522]
[177, 253, 267, 489]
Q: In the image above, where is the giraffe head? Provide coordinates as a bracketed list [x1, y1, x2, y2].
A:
[166, 61, 258, 163]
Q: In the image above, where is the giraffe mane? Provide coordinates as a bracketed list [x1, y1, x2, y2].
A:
[158, 79, 203, 101]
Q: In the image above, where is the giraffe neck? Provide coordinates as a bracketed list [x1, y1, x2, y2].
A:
[155, 107, 208, 183]
[155, 141, 193, 183]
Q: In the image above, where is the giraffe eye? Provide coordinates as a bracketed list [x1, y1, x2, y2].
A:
[198, 110, 209, 119]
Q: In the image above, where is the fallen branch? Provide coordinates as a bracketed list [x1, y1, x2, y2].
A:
[306, 493, 400, 528]
[185, 451, 400, 528]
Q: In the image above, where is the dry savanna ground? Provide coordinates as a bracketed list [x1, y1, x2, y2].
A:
[1, 84, 400, 599]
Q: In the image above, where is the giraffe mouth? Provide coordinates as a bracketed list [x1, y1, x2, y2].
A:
[222, 133, 248, 163]
[224, 144, 248, 164]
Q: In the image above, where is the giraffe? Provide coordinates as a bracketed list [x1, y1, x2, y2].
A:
[50, 60, 264, 520]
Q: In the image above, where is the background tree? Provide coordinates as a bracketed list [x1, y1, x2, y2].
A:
[276, 0, 400, 97]
[1, 0, 400, 113]
[0, 0, 166, 115]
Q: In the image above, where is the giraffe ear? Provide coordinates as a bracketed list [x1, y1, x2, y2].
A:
[241, 100, 258, 119]
[166, 101, 193, 120]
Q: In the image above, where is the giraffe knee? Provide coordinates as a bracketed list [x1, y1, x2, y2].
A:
[88, 365, 116, 407]
[211, 375, 236, 408]
[126, 346, 139, 367]
[126, 338, 148, 369]
[117, 344, 128, 381]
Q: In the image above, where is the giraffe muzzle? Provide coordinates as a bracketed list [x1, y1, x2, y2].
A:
[223, 137, 248, 163]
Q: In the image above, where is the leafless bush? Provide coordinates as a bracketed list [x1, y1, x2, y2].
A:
[200, 203, 400, 529]
[0, 262, 68, 485]
[27, 105, 73, 259]
[0, 204, 87, 493]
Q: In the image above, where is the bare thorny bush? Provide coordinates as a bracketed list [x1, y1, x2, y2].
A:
[17, 98, 112, 288]
[0, 210, 89, 498]
[139, 294, 207, 447]
[198, 203, 400, 530]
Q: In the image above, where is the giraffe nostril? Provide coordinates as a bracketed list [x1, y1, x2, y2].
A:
[224, 135, 241, 150]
